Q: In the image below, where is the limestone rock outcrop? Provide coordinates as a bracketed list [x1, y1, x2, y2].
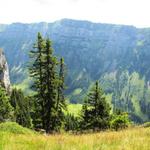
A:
[0, 48, 11, 92]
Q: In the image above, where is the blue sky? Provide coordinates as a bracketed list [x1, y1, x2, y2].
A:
[0, 0, 150, 27]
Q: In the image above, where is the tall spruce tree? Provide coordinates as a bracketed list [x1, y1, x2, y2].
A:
[29, 33, 67, 133]
[81, 81, 111, 131]
[43, 38, 58, 133]
[57, 58, 66, 110]
[29, 32, 45, 129]
[54, 57, 67, 131]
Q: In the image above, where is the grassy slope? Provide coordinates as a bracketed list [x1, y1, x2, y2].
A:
[0, 122, 34, 135]
[0, 127, 150, 150]
[67, 104, 82, 116]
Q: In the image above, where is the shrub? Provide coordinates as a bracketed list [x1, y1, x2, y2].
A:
[110, 113, 130, 131]
[0, 122, 35, 134]
[142, 122, 150, 128]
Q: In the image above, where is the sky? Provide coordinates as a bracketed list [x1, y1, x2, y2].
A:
[0, 0, 150, 27]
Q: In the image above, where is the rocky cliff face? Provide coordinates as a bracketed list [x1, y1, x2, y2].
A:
[0, 48, 11, 92]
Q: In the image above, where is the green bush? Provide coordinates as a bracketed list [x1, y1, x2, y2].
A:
[142, 122, 150, 128]
[110, 113, 130, 131]
[0, 122, 35, 134]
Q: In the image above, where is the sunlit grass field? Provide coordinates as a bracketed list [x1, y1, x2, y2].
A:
[0, 126, 150, 150]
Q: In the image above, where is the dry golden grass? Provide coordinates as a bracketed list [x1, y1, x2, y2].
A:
[0, 127, 150, 150]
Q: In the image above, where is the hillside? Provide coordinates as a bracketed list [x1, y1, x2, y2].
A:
[0, 19, 150, 122]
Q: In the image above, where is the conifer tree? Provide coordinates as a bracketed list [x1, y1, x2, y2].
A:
[29, 32, 45, 128]
[0, 86, 13, 122]
[57, 58, 66, 110]
[81, 81, 111, 131]
[29, 33, 67, 133]
[54, 57, 67, 131]
[10, 88, 32, 128]
[65, 113, 79, 131]
[43, 38, 58, 133]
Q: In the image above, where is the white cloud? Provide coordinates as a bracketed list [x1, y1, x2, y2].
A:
[0, 0, 150, 27]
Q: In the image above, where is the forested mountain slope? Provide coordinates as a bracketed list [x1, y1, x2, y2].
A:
[0, 19, 150, 122]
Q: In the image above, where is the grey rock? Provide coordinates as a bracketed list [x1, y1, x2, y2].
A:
[0, 48, 11, 92]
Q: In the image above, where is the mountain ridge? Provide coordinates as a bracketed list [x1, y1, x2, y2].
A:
[1, 18, 149, 29]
